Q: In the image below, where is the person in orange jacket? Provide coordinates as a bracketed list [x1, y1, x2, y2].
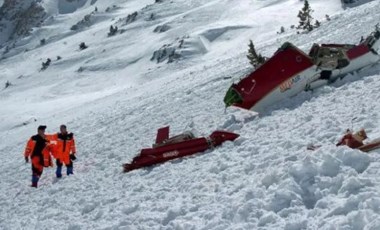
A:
[48, 124, 76, 178]
[24, 125, 54, 188]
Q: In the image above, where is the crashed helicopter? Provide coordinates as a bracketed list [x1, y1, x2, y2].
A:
[123, 126, 239, 172]
[224, 26, 380, 112]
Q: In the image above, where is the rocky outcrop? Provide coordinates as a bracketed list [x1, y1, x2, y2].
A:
[0, 0, 46, 46]
[341, 0, 375, 8]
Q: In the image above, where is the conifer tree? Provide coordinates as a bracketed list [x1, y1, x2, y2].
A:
[314, 20, 321, 28]
[4, 81, 11, 89]
[297, 0, 314, 32]
[108, 25, 118, 36]
[277, 26, 285, 34]
[247, 40, 266, 69]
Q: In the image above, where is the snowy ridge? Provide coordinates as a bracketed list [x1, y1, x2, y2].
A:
[1, 0, 380, 229]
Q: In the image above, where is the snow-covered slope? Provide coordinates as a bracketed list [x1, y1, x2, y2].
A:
[1, 0, 380, 229]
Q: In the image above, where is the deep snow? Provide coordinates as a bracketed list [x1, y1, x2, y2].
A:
[1, 0, 380, 229]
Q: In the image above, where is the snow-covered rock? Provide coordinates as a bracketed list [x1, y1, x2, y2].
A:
[0, 0, 46, 46]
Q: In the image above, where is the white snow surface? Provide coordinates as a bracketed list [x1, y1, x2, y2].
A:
[1, 0, 380, 229]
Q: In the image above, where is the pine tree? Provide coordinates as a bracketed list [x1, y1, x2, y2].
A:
[4, 81, 12, 89]
[108, 25, 118, 36]
[374, 23, 380, 39]
[40, 38, 46, 46]
[247, 40, 266, 69]
[79, 42, 88, 50]
[314, 20, 321, 28]
[41, 58, 51, 71]
[277, 26, 285, 34]
[297, 0, 314, 32]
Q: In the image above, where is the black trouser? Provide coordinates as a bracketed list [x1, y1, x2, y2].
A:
[56, 159, 73, 176]
[56, 159, 73, 168]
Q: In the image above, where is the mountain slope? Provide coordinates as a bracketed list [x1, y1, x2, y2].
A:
[1, 0, 380, 229]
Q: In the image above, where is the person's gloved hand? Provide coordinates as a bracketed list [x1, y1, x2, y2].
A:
[70, 154, 77, 161]
[25, 157, 29, 163]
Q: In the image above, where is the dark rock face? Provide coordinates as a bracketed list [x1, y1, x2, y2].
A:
[341, 0, 376, 8]
[0, 0, 46, 45]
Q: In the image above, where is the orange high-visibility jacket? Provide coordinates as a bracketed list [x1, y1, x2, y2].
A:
[24, 135, 54, 167]
[48, 133, 76, 164]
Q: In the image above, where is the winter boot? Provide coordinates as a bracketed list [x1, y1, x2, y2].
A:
[67, 166, 73, 175]
[56, 165, 62, 178]
[31, 175, 39, 188]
